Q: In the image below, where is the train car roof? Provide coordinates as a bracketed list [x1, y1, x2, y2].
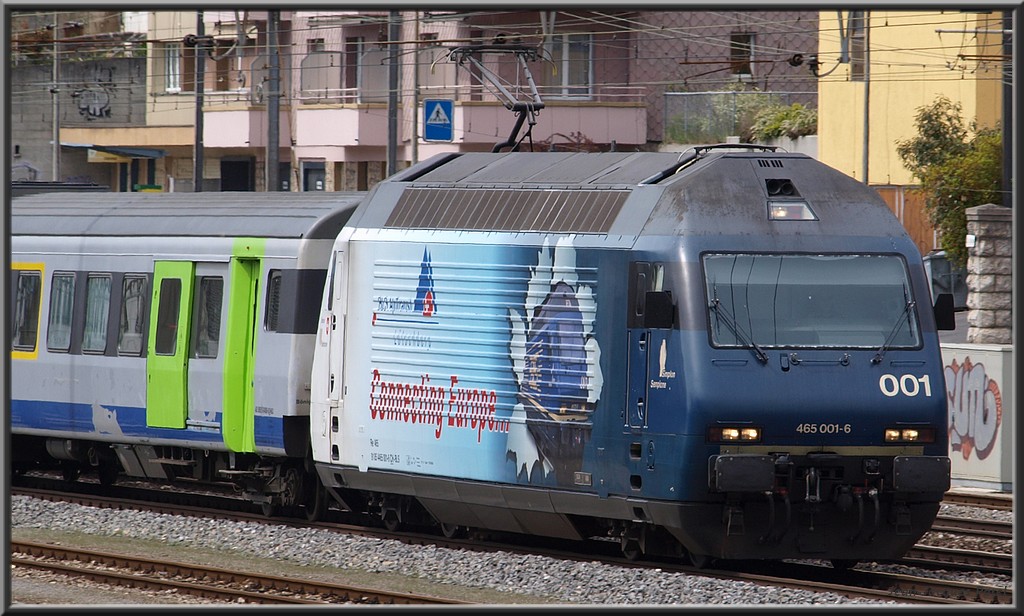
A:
[351, 150, 907, 244]
[11, 191, 365, 239]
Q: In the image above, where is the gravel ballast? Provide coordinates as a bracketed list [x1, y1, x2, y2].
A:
[9, 495, 1009, 606]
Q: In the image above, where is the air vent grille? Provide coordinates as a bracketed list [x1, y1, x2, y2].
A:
[386, 187, 628, 233]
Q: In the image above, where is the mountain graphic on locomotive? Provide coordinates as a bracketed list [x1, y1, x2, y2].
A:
[12, 146, 957, 567]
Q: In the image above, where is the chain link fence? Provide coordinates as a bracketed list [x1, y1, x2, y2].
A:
[664, 90, 816, 144]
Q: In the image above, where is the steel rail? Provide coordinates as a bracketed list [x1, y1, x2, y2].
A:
[12, 540, 468, 605]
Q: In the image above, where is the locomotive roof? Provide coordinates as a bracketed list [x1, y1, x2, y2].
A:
[11, 191, 365, 239]
[352, 150, 906, 243]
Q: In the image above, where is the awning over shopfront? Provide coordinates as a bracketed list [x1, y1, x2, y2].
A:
[60, 142, 167, 159]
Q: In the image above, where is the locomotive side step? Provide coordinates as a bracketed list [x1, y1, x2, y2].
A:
[150, 458, 197, 466]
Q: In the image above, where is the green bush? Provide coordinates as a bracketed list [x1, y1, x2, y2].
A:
[896, 96, 1002, 266]
[748, 103, 818, 141]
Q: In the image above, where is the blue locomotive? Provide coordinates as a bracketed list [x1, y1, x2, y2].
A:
[309, 146, 954, 566]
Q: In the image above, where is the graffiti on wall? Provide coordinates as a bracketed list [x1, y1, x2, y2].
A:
[945, 357, 1003, 461]
[71, 65, 116, 120]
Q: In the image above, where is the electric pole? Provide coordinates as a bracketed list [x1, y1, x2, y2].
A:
[50, 21, 60, 182]
[387, 11, 399, 176]
[267, 10, 280, 191]
[194, 12, 205, 192]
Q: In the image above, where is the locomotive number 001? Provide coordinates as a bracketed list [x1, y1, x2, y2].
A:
[879, 374, 932, 398]
[796, 423, 852, 434]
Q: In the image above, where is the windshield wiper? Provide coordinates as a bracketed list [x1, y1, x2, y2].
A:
[871, 299, 916, 365]
[709, 297, 769, 364]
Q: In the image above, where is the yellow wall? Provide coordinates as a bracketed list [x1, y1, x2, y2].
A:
[818, 11, 1004, 185]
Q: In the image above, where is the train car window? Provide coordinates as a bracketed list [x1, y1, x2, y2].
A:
[191, 276, 223, 358]
[265, 270, 282, 331]
[703, 253, 921, 349]
[154, 279, 182, 355]
[12, 270, 42, 351]
[46, 272, 76, 352]
[82, 274, 112, 353]
[117, 275, 148, 356]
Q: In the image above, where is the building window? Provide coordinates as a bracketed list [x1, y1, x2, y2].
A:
[12, 270, 41, 351]
[82, 274, 112, 353]
[164, 43, 195, 92]
[308, 38, 326, 53]
[544, 33, 592, 98]
[344, 37, 362, 92]
[191, 276, 223, 358]
[849, 11, 867, 81]
[47, 272, 76, 352]
[730, 33, 753, 78]
[118, 275, 148, 356]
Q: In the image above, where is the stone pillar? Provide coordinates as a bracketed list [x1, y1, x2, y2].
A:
[965, 204, 1013, 344]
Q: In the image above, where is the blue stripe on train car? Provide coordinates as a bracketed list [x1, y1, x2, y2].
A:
[10, 399, 288, 451]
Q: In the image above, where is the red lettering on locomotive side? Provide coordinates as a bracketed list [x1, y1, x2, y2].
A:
[368, 370, 507, 442]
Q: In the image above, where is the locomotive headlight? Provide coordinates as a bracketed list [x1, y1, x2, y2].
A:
[708, 426, 762, 443]
[884, 427, 935, 443]
[767, 200, 817, 221]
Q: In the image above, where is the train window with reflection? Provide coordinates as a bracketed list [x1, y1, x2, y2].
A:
[265, 270, 282, 331]
[191, 276, 223, 358]
[154, 278, 181, 355]
[703, 253, 921, 349]
[47, 272, 76, 352]
[118, 275, 148, 356]
[12, 270, 42, 351]
[82, 274, 112, 353]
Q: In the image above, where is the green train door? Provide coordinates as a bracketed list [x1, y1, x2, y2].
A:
[147, 261, 195, 428]
[221, 253, 262, 453]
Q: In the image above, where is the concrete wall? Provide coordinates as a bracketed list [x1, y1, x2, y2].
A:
[939, 203, 1013, 492]
[10, 56, 146, 182]
[941, 344, 1013, 492]
[965, 204, 1013, 344]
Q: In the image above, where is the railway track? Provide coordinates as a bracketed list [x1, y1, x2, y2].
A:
[706, 560, 1010, 605]
[11, 479, 1012, 605]
[12, 540, 467, 605]
[930, 514, 1012, 539]
[901, 544, 1012, 575]
[942, 491, 1014, 511]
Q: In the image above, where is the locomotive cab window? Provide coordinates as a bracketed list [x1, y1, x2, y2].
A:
[82, 274, 112, 353]
[47, 272, 76, 352]
[118, 275, 148, 356]
[703, 253, 921, 349]
[12, 270, 42, 351]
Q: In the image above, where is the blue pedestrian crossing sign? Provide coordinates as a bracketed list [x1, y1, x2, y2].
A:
[424, 99, 454, 142]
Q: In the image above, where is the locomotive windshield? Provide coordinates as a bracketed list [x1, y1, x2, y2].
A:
[703, 253, 921, 349]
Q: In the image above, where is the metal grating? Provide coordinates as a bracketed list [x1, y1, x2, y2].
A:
[757, 159, 785, 168]
[386, 187, 629, 233]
